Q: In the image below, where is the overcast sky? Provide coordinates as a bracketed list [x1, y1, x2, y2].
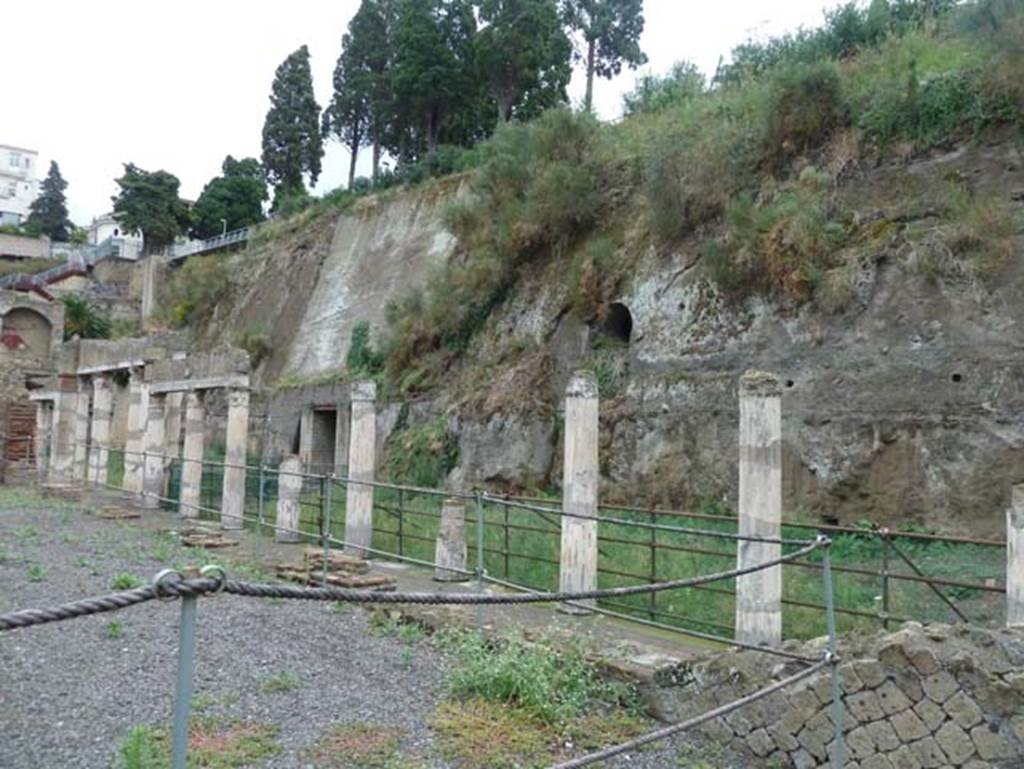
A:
[4, 0, 841, 225]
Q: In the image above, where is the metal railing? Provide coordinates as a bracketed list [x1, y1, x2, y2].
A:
[166, 227, 251, 262]
[8, 433, 1006, 643]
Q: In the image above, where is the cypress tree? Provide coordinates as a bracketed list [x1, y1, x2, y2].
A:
[25, 161, 72, 241]
[261, 45, 324, 204]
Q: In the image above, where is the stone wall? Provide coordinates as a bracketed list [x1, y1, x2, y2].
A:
[651, 623, 1024, 768]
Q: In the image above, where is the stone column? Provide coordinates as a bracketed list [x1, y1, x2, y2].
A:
[221, 388, 250, 530]
[123, 368, 148, 495]
[559, 371, 599, 613]
[89, 375, 113, 485]
[298, 407, 314, 471]
[72, 378, 91, 482]
[142, 393, 166, 508]
[48, 377, 78, 485]
[140, 255, 157, 321]
[435, 498, 469, 581]
[34, 401, 52, 477]
[275, 455, 303, 543]
[179, 391, 205, 518]
[735, 370, 783, 646]
[344, 381, 376, 556]
[161, 391, 184, 495]
[1008, 484, 1024, 627]
[333, 403, 350, 477]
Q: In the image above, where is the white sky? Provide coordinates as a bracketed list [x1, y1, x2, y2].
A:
[3, 0, 841, 225]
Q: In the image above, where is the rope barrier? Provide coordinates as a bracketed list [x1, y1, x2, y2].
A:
[0, 539, 823, 632]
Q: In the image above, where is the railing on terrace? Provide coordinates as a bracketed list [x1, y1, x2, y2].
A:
[3, 432, 1006, 644]
[166, 227, 251, 262]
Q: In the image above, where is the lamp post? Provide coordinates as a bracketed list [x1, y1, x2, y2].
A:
[220, 218, 227, 238]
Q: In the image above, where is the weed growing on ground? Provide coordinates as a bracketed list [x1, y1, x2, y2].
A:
[107, 620, 124, 639]
[26, 563, 46, 582]
[305, 723, 406, 769]
[111, 572, 144, 590]
[118, 718, 279, 769]
[259, 671, 304, 694]
[329, 601, 350, 615]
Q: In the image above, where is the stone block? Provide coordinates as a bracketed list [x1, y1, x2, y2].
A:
[811, 673, 834, 703]
[909, 736, 949, 769]
[791, 748, 816, 769]
[892, 670, 925, 702]
[962, 762, 992, 769]
[768, 720, 799, 752]
[968, 723, 1010, 761]
[914, 699, 947, 732]
[944, 691, 983, 731]
[922, 672, 959, 704]
[699, 716, 733, 742]
[725, 709, 753, 736]
[906, 646, 941, 676]
[853, 659, 887, 689]
[797, 724, 828, 761]
[861, 754, 894, 769]
[840, 663, 866, 694]
[785, 689, 822, 732]
[890, 709, 931, 742]
[848, 690, 886, 722]
[866, 718, 902, 751]
[746, 728, 774, 757]
[878, 680, 913, 715]
[847, 726, 878, 760]
[889, 744, 923, 769]
[934, 721, 977, 766]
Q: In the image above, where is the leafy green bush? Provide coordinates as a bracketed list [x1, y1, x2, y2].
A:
[62, 294, 112, 340]
[234, 327, 272, 368]
[623, 61, 705, 116]
[155, 254, 231, 328]
[763, 62, 844, 170]
[345, 320, 384, 378]
[382, 418, 458, 487]
[437, 630, 633, 727]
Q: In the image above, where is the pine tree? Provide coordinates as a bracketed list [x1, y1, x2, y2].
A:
[562, 0, 647, 112]
[111, 164, 191, 256]
[261, 46, 324, 204]
[25, 161, 72, 241]
[477, 0, 572, 124]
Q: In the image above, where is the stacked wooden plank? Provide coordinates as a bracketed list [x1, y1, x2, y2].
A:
[276, 547, 396, 590]
[177, 526, 238, 549]
[98, 505, 141, 520]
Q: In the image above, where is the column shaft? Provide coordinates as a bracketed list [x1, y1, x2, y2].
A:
[735, 370, 783, 646]
[142, 394, 166, 508]
[220, 389, 250, 530]
[1008, 485, 1024, 627]
[89, 375, 113, 485]
[344, 382, 376, 556]
[179, 392, 206, 518]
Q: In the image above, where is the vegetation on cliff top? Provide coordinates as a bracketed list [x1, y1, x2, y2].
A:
[377, 0, 1023, 395]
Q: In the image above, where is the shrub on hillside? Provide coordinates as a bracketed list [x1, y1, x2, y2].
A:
[345, 320, 384, 378]
[763, 62, 845, 171]
[155, 254, 230, 328]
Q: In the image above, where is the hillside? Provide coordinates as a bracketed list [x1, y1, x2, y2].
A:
[158, 1, 1024, 536]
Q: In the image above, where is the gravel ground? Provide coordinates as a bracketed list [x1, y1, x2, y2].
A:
[0, 489, 734, 769]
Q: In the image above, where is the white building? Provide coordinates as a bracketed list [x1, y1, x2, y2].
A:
[87, 212, 143, 260]
[0, 144, 39, 227]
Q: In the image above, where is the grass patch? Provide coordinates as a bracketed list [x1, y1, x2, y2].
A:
[305, 723, 404, 769]
[111, 572, 144, 590]
[381, 418, 459, 488]
[118, 718, 279, 769]
[259, 670, 304, 694]
[107, 620, 124, 639]
[25, 562, 46, 582]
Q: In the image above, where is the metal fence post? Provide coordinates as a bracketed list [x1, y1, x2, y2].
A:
[256, 464, 266, 564]
[322, 476, 333, 586]
[475, 492, 485, 631]
[503, 501, 510, 580]
[649, 508, 657, 622]
[397, 487, 405, 557]
[171, 582, 198, 769]
[880, 528, 891, 630]
[821, 537, 846, 769]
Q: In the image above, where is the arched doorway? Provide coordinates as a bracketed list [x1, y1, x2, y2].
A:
[2, 308, 53, 360]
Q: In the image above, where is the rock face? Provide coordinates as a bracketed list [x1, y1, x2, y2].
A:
[206, 141, 1022, 536]
[646, 623, 1024, 769]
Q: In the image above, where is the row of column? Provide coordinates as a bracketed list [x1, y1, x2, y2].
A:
[38, 369, 251, 531]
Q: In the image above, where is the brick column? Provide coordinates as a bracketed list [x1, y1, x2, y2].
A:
[559, 371, 599, 614]
[220, 388, 250, 530]
[735, 370, 783, 646]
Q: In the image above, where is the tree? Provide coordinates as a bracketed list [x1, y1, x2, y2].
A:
[476, 0, 572, 123]
[62, 295, 111, 340]
[324, 0, 396, 185]
[622, 60, 704, 115]
[261, 45, 324, 204]
[111, 164, 191, 256]
[561, 0, 647, 112]
[390, 0, 478, 157]
[25, 161, 72, 241]
[189, 156, 267, 240]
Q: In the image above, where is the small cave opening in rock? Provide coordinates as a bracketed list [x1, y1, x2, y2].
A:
[602, 302, 633, 345]
[951, 373, 963, 383]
